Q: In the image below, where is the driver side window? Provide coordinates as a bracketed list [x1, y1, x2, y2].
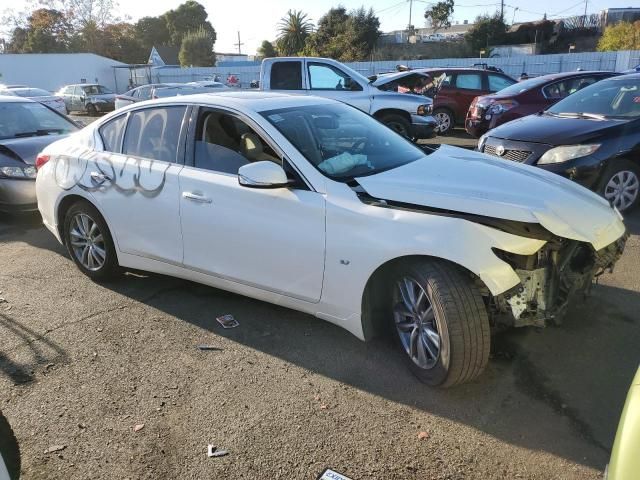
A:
[308, 63, 363, 91]
[193, 109, 280, 174]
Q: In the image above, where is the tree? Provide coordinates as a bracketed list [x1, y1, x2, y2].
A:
[6, 27, 29, 53]
[303, 7, 379, 61]
[276, 9, 313, 56]
[162, 1, 215, 46]
[102, 22, 146, 63]
[424, 0, 455, 33]
[135, 16, 171, 52]
[598, 21, 640, 51]
[465, 13, 508, 53]
[179, 27, 215, 66]
[25, 8, 72, 52]
[258, 40, 277, 58]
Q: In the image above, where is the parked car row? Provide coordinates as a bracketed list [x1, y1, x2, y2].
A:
[115, 81, 229, 109]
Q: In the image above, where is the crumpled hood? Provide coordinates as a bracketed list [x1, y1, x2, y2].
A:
[0, 135, 68, 165]
[356, 145, 625, 250]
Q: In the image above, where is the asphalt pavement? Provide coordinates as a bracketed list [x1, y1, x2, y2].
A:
[0, 132, 639, 479]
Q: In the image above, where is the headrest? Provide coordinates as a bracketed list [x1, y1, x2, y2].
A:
[240, 133, 263, 160]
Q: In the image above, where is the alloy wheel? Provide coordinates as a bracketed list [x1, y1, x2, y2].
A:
[393, 276, 441, 370]
[434, 112, 451, 133]
[69, 213, 106, 271]
[604, 170, 639, 211]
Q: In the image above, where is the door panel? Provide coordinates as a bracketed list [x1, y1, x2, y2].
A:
[452, 73, 485, 120]
[179, 168, 326, 302]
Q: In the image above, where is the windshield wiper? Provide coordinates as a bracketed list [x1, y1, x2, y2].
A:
[553, 112, 607, 120]
[13, 128, 66, 138]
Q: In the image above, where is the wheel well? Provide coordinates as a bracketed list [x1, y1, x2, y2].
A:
[360, 255, 486, 341]
[56, 194, 90, 243]
[373, 109, 412, 124]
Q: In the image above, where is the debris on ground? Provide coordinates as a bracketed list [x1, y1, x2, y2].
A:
[417, 431, 429, 440]
[44, 445, 66, 454]
[196, 345, 222, 351]
[216, 314, 239, 329]
[133, 424, 145, 432]
[207, 445, 229, 458]
[0, 297, 7, 303]
[318, 468, 354, 480]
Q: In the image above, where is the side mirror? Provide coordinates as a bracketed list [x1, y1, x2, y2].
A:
[238, 161, 289, 189]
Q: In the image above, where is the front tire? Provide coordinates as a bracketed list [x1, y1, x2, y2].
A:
[598, 160, 640, 212]
[391, 260, 490, 387]
[378, 113, 411, 138]
[63, 201, 120, 280]
[86, 103, 97, 116]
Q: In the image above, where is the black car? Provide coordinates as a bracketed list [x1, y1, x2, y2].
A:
[478, 74, 640, 212]
[0, 96, 78, 212]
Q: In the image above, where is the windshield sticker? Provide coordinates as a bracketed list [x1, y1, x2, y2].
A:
[269, 114, 284, 123]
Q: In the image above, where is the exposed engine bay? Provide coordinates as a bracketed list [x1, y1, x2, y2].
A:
[491, 234, 628, 328]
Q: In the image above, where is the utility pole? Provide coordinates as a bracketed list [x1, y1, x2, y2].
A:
[408, 0, 413, 29]
[500, 0, 504, 22]
[234, 31, 244, 54]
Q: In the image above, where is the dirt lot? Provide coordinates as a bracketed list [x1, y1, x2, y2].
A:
[1, 130, 639, 479]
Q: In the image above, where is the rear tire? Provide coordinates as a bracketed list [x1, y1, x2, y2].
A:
[598, 159, 640, 212]
[63, 201, 120, 281]
[390, 260, 490, 387]
[0, 411, 20, 480]
[433, 108, 454, 135]
[378, 113, 411, 138]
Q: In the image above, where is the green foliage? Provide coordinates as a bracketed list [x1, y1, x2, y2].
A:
[276, 10, 313, 56]
[465, 13, 508, 53]
[303, 6, 380, 61]
[424, 0, 455, 33]
[258, 40, 277, 58]
[162, 1, 216, 47]
[598, 21, 640, 51]
[179, 27, 215, 66]
[135, 16, 171, 53]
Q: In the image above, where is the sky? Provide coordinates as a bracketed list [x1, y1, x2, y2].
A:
[3, 0, 637, 55]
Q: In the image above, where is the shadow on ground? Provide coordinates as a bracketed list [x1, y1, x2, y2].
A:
[2, 210, 639, 470]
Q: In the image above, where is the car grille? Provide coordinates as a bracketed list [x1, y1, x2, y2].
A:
[484, 145, 531, 163]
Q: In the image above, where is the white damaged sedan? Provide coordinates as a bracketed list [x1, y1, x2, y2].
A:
[35, 92, 627, 387]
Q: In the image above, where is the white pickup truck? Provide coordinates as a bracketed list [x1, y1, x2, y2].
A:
[260, 57, 438, 140]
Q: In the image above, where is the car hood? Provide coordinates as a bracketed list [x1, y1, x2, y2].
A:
[356, 145, 625, 250]
[371, 71, 430, 87]
[0, 135, 68, 165]
[489, 112, 629, 144]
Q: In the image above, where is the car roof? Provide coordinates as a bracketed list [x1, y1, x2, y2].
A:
[0, 95, 33, 103]
[124, 91, 335, 113]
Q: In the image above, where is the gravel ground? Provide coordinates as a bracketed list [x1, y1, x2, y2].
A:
[1, 129, 639, 479]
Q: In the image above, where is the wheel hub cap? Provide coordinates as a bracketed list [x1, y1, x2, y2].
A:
[604, 170, 639, 211]
[393, 277, 441, 370]
[69, 213, 106, 271]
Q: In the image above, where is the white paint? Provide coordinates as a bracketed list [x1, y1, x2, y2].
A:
[36, 92, 626, 341]
[0, 53, 130, 93]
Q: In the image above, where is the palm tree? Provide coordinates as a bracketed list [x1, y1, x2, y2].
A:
[276, 10, 313, 56]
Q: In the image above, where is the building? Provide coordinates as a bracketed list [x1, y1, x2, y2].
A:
[601, 8, 640, 26]
[379, 21, 474, 44]
[0, 53, 128, 93]
[148, 46, 181, 67]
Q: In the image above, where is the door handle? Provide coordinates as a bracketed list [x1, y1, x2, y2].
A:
[182, 191, 212, 204]
[90, 171, 112, 182]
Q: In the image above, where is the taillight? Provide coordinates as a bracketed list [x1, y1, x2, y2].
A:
[35, 154, 50, 171]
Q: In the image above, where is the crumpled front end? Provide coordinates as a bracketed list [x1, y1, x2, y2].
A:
[490, 233, 628, 328]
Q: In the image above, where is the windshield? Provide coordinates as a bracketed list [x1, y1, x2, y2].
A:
[261, 103, 425, 180]
[547, 77, 640, 119]
[493, 76, 550, 96]
[0, 101, 77, 140]
[83, 85, 113, 95]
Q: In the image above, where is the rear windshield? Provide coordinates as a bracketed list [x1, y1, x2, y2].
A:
[0, 101, 77, 140]
[547, 76, 640, 118]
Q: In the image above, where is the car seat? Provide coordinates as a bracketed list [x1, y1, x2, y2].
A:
[239, 133, 278, 162]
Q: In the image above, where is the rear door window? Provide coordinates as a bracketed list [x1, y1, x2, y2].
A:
[455, 73, 482, 90]
[122, 106, 187, 163]
[270, 61, 302, 90]
[99, 115, 127, 153]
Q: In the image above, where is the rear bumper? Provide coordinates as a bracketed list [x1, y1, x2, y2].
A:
[0, 179, 37, 213]
[411, 114, 438, 139]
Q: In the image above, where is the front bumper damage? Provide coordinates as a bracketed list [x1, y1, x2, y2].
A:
[491, 234, 628, 328]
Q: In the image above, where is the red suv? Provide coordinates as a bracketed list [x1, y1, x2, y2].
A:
[465, 71, 618, 138]
[418, 68, 516, 134]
